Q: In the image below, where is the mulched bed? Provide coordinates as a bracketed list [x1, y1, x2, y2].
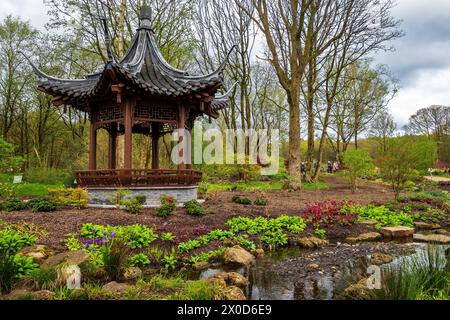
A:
[0, 177, 395, 250]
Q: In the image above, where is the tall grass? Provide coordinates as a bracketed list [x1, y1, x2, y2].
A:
[372, 245, 449, 300]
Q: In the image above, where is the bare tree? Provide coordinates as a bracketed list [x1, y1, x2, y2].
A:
[368, 110, 397, 154]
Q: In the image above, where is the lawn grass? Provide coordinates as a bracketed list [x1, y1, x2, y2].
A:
[7, 183, 63, 198]
[202, 181, 328, 192]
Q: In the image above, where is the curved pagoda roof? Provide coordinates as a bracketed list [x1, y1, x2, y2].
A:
[22, 6, 233, 117]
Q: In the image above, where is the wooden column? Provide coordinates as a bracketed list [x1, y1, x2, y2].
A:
[89, 114, 97, 171]
[187, 128, 193, 170]
[108, 125, 117, 170]
[124, 99, 134, 171]
[178, 104, 186, 170]
[151, 123, 159, 170]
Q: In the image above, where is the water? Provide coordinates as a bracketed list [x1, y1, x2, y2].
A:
[198, 243, 449, 300]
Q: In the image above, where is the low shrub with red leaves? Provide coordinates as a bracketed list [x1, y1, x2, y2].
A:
[302, 200, 358, 227]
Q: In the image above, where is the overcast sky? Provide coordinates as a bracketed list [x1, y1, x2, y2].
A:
[1, 0, 450, 128]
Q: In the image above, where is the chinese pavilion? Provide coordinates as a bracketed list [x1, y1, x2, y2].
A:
[23, 6, 232, 206]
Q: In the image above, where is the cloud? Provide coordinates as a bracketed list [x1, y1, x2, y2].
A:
[0, 0, 48, 30]
[375, 0, 450, 126]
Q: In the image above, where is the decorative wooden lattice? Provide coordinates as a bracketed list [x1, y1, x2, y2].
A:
[97, 106, 124, 122]
[135, 105, 176, 121]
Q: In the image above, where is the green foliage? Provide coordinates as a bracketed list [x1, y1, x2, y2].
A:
[232, 195, 252, 205]
[162, 252, 178, 271]
[23, 167, 73, 186]
[254, 195, 269, 206]
[111, 189, 132, 207]
[30, 198, 58, 213]
[0, 198, 27, 212]
[0, 182, 17, 198]
[161, 232, 176, 242]
[379, 137, 437, 199]
[47, 188, 88, 209]
[134, 195, 147, 205]
[0, 138, 23, 173]
[351, 205, 414, 229]
[0, 229, 38, 293]
[121, 225, 158, 249]
[64, 234, 83, 251]
[184, 200, 205, 216]
[260, 230, 288, 248]
[343, 148, 375, 192]
[123, 198, 144, 215]
[0, 229, 37, 254]
[129, 253, 150, 268]
[369, 246, 449, 300]
[155, 195, 177, 218]
[25, 267, 57, 291]
[80, 224, 158, 249]
[102, 239, 129, 280]
[315, 229, 327, 239]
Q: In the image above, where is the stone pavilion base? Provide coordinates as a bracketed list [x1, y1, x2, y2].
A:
[87, 186, 199, 208]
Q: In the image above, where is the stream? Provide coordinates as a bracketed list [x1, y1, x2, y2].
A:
[198, 242, 449, 300]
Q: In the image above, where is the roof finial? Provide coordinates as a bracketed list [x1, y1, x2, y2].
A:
[101, 17, 114, 61]
[140, 5, 152, 29]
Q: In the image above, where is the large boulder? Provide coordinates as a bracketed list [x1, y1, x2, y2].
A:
[33, 290, 56, 300]
[102, 281, 131, 294]
[413, 234, 450, 244]
[414, 222, 441, 231]
[208, 272, 249, 288]
[370, 253, 393, 265]
[223, 246, 255, 267]
[298, 237, 329, 249]
[221, 286, 246, 300]
[118, 267, 143, 282]
[42, 250, 90, 268]
[380, 227, 414, 239]
[19, 245, 54, 264]
[345, 232, 382, 243]
[1, 289, 32, 300]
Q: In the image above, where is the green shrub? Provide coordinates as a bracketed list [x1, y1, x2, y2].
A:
[134, 195, 147, 205]
[161, 232, 176, 242]
[254, 195, 268, 206]
[0, 229, 38, 293]
[111, 189, 132, 207]
[129, 253, 150, 268]
[47, 188, 88, 209]
[184, 200, 205, 216]
[24, 267, 58, 291]
[232, 195, 252, 205]
[24, 168, 73, 186]
[352, 205, 414, 229]
[123, 199, 144, 215]
[30, 199, 58, 213]
[102, 239, 129, 280]
[122, 225, 158, 249]
[0, 182, 18, 198]
[155, 195, 176, 218]
[0, 199, 27, 212]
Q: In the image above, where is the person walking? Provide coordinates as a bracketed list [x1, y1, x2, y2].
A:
[327, 161, 333, 174]
[428, 168, 434, 178]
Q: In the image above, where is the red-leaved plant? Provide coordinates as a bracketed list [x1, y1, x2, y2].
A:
[302, 200, 358, 227]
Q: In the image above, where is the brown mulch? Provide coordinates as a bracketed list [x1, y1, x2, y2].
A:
[0, 176, 395, 250]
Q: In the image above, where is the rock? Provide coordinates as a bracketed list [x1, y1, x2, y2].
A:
[59, 265, 82, 289]
[345, 232, 382, 243]
[380, 227, 414, 239]
[102, 282, 131, 294]
[118, 267, 142, 282]
[433, 229, 449, 236]
[1, 289, 33, 300]
[208, 278, 227, 288]
[254, 249, 265, 257]
[358, 220, 378, 227]
[208, 272, 249, 288]
[87, 267, 108, 280]
[19, 245, 53, 264]
[370, 253, 393, 265]
[42, 250, 90, 268]
[223, 246, 255, 267]
[221, 286, 246, 300]
[298, 237, 329, 249]
[33, 290, 55, 300]
[413, 234, 450, 244]
[307, 263, 320, 270]
[414, 222, 441, 230]
[343, 278, 371, 300]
